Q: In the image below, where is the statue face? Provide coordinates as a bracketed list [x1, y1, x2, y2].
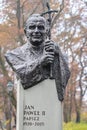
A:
[26, 17, 46, 46]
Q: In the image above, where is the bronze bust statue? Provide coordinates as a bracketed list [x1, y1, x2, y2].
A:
[5, 14, 70, 101]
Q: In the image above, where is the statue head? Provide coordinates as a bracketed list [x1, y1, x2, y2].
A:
[24, 14, 47, 47]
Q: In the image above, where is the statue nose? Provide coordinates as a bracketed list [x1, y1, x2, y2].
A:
[34, 27, 39, 33]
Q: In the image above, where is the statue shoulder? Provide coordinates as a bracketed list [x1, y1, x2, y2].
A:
[5, 43, 29, 66]
[5, 43, 28, 57]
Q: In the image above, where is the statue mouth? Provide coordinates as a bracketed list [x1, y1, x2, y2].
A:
[32, 35, 42, 38]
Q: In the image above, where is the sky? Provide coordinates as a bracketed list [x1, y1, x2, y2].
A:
[0, 0, 7, 23]
[0, 0, 4, 23]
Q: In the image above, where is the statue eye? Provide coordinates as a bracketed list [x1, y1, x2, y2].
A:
[29, 25, 35, 30]
[38, 25, 45, 30]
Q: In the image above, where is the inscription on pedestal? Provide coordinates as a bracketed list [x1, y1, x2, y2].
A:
[23, 105, 46, 127]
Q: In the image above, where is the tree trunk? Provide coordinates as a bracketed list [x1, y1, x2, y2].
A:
[76, 110, 81, 123]
[63, 103, 68, 123]
[16, 0, 21, 29]
[4, 96, 11, 130]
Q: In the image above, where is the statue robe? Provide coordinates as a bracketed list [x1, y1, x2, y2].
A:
[5, 42, 70, 101]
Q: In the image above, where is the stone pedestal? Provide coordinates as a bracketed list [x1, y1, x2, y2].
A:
[17, 79, 63, 130]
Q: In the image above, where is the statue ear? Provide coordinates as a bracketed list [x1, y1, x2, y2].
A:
[24, 27, 26, 34]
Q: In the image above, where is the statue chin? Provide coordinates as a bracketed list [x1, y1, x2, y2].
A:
[30, 39, 44, 46]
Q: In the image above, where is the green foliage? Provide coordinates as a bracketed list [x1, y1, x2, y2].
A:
[63, 122, 87, 130]
[81, 112, 87, 123]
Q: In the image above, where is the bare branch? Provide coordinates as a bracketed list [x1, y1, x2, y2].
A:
[82, 86, 87, 96]
[29, 1, 41, 16]
[51, 0, 64, 28]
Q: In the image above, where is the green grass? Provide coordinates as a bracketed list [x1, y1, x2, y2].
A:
[63, 122, 87, 130]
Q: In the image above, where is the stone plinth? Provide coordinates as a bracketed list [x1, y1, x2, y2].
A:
[17, 79, 63, 130]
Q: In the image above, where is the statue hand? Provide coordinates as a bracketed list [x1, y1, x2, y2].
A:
[45, 39, 60, 55]
[40, 40, 55, 66]
[45, 40, 55, 53]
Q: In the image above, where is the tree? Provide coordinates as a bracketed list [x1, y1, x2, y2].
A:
[53, 0, 87, 122]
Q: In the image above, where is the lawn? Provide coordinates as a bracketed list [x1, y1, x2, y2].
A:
[63, 122, 87, 130]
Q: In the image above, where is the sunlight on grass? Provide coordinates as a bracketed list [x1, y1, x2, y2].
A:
[63, 122, 87, 130]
